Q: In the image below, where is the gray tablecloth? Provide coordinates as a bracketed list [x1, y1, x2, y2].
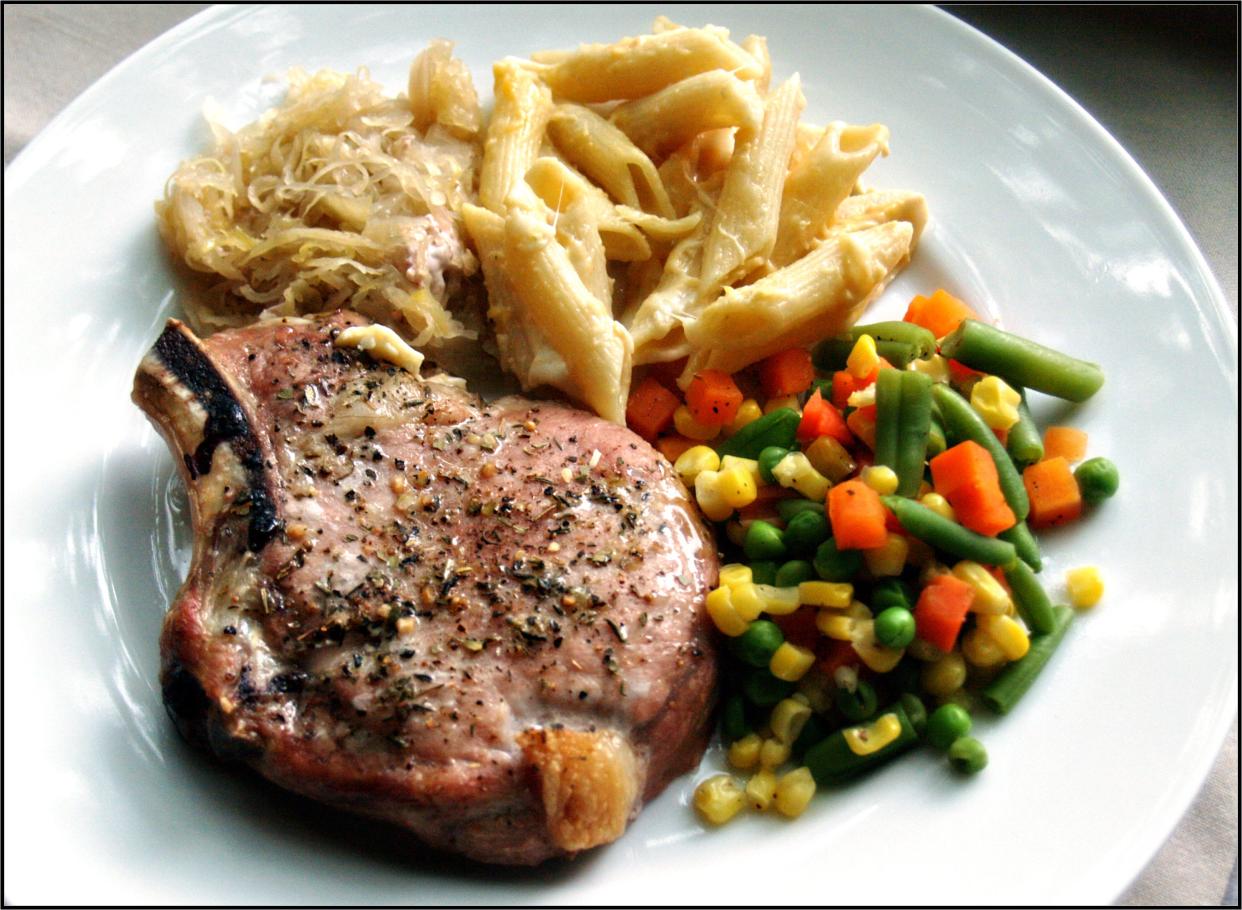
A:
[4, 4, 1237, 905]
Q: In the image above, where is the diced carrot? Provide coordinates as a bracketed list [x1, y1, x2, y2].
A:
[845, 404, 878, 450]
[685, 369, 744, 427]
[1023, 456, 1083, 528]
[931, 440, 1016, 536]
[904, 289, 979, 339]
[1043, 426, 1088, 463]
[816, 638, 861, 679]
[773, 608, 820, 650]
[759, 348, 815, 398]
[914, 574, 976, 652]
[625, 376, 680, 442]
[827, 479, 889, 550]
[655, 434, 696, 463]
[797, 389, 853, 445]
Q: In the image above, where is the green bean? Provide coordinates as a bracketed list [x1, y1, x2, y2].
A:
[897, 692, 927, 736]
[776, 498, 825, 523]
[849, 321, 937, 360]
[833, 679, 879, 722]
[982, 605, 1073, 714]
[813, 337, 916, 371]
[895, 371, 934, 497]
[803, 701, 920, 785]
[717, 407, 800, 459]
[1002, 558, 1056, 634]
[927, 412, 947, 458]
[874, 368, 903, 472]
[931, 384, 1030, 520]
[1006, 389, 1044, 467]
[882, 496, 1017, 565]
[998, 521, 1042, 572]
[939, 320, 1105, 402]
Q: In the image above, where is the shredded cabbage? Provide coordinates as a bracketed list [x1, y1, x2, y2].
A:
[157, 48, 482, 349]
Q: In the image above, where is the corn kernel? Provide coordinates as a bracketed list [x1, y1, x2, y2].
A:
[861, 465, 899, 495]
[769, 697, 812, 744]
[693, 774, 746, 825]
[842, 713, 902, 756]
[952, 560, 1013, 614]
[727, 732, 764, 771]
[716, 465, 759, 509]
[746, 769, 778, 811]
[816, 610, 856, 641]
[977, 613, 1030, 660]
[909, 353, 951, 383]
[799, 581, 854, 609]
[849, 619, 904, 672]
[754, 584, 800, 615]
[759, 737, 792, 769]
[773, 767, 817, 818]
[1066, 566, 1104, 608]
[706, 586, 749, 637]
[961, 627, 1008, 668]
[730, 583, 766, 622]
[694, 471, 734, 522]
[804, 435, 857, 483]
[918, 492, 956, 522]
[796, 669, 834, 713]
[764, 394, 802, 414]
[673, 445, 720, 485]
[769, 642, 816, 681]
[970, 375, 1022, 431]
[771, 452, 830, 501]
[727, 398, 763, 435]
[719, 563, 753, 588]
[846, 334, 879, 378]
[720, 454, 764, 487]
[921, 651, 967, 696]
[863, 532, 909, 577]
[674, 404, 721, 441]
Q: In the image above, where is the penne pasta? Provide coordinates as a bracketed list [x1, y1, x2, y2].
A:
[683, 221, 915, 380]
[530, 26, 763, 103]
[502, 185, 634, 423]
[609, 71, 764, 159]
[628, 221, 710, 365]
[479, 60, 554, 211]
[740, 34, 771, 95]
[615, 206, 702, 246]
[697, 75, 805, 297]
[547, 104, 675, 217]
[556, 202, 613, 306]
[523, 156, 652, 261]
[832, 189, 929, 245]
[771, 122, 891, 266]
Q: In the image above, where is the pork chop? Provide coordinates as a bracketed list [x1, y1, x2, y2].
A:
[132, 312, 719, 865]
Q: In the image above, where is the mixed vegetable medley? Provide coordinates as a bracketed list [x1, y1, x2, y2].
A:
[624, 288, 1119, 824]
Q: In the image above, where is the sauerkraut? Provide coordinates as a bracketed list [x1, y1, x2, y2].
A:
[157, 42, 482, 349]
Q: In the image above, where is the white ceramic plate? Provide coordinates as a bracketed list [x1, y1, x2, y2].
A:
[4, 5, 1237, 905]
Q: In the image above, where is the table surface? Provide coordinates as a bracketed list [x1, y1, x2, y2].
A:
[4, 4, 1237, 905]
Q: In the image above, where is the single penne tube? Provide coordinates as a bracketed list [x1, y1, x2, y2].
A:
[479, 59, 554, 211]
[698, 74, 805, 297]
[530, 25, 763, 102]
[740, 34, 771, 94]
[771, 122, 892, 266]
[832, 189, 929, 246]
[523, 157, 653, 261]
[682, 221, 915, 379]
[502, 185, 634, 423]
[790, 122, 826, 172]
[547, 104, 674, 217]
[609, 70, 764, 159]
[556, 202, 613, 306]
[461, 202, 571, 389]
[628, 222, 708, 364]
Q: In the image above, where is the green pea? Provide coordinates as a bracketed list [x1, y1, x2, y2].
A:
[720, 694, 750, 743]
[731, 620, 785, 668]
[870, 578, 915, 611]
[1074, 456, 1120, 505]
[749, 561, 778, 586]
[948, 736, 988, 773]
[833, 680, 878, 722]
[874, 606, 916, 649]
[776, 498, 825, 524]
[813, 537, 863, 582]
[926, 703, 973, 752]
[744, 520, 787, 561]
[742, 668, 795, 707]
[784, 509, 831, 557]
[898, 692, 928, 737]
[775, 559, 815, 588]
[758, 446, 791, 485]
